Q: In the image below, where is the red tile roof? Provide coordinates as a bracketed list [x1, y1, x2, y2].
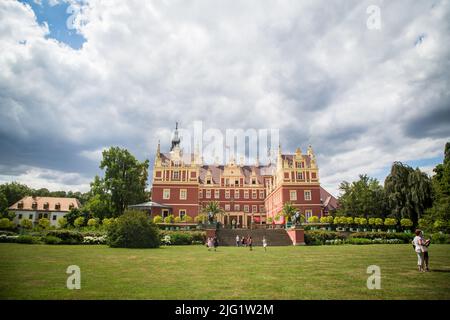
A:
[9, 196, 81, 212]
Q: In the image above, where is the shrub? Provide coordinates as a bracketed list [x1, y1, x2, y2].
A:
[163, 215, 174, 224]
[0, 218, 14, 230]
[0, 234, 18, 243]
[368, 218, 376, 226]
[43, 235, 62, 245]
[45, 230, 84, 244]
[16, 235, 39, 244]
[374, 218, 384, 226]
[325, 216, 334, 224]
[433, 219, 448, 232]
[170, 232, 192, 245]
[194, 214, 207, 223]
[158, 231, 205, 245]
[20, 218, 33, 229]
[384, 218, 397, 227]
[87, 218, 98, 228]
[346, 217, 354, 225]
[320, 216, 328, 224]
[430, 233, 450, 244]
[183, 215, 193, 223]
[153, 215, 163, 224]
[74, 217, 85, 228]
[107, 210, 160, 248]
[358, 217, 367, 226]
[83, 235, 107, 244]
[347, 238, 373, 245]
[102, 218, 114, 227]
[304, 230, 346, 245]
[57, 217, 68, 229]
[349, 232, 410, 243]
[38, 218, 50, 229]
[174, 216, 182, 223]
[400, 218, 413, 228]
[308, 216, 319, 223]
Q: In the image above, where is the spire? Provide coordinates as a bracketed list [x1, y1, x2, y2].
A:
[170, 122, 181, 151]
[156, 140, 161, 159]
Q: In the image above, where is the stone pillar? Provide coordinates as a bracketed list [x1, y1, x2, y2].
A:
[286, 227, 305, 246]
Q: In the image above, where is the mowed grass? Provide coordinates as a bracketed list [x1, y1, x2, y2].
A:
[0, 243, 449, 300]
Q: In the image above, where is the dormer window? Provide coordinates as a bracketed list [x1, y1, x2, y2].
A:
[43, 202, 49, 210]
[18, 202, 24, 209]
[32, 202, 38, 210]
[55, 203, 61, 210]
[252, 178, 257, 185]
[206, 179, 211, 184]
[69, 203, 74, 210]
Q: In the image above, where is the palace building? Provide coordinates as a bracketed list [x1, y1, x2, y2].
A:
[151, 125, 337, 228]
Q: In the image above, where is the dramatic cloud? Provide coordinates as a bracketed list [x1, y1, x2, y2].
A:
[0, 0, 449, 195]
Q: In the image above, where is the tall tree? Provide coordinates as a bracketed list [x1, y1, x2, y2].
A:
[337, 174, 386, 217]
[424, 142, 450, 232]
[99, 147, 149, 216]
[0, 182, 31, 206]
[384, 162, 432, 225]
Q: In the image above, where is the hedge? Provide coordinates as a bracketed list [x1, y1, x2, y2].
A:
[348, 232, 411, 243]
[304, 230, 346, 245]
[45, 230, 84, 244]
[159, 231, 206, 245]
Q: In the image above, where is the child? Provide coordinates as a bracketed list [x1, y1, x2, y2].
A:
[262, 236, 267, 252]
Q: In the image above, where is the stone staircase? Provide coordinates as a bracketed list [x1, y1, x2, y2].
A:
[216, 228, 292, 246]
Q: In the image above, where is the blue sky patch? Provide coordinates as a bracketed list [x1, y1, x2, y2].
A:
[20, 0, 86, 49]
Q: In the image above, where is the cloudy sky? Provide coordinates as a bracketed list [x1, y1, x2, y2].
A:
[0, 0, 449, 196]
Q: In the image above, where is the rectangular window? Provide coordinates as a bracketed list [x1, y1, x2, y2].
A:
[290, 190, 297, 201]
[234, 204, 240, 211]
[259, 205, 265, 213]
[234, 189, 239, 199]
[38, 213, 43, 219]
[252, 190, 257, 199]
[29, 214, 33, 219]
[244, 190, 249, 199]
[214, 190, 220, 199]
[305, 210, 313, 220]
[180, 189, 187, 200]
[244, 205, 249, 213]
[259, 190, 264, 199]
[225, 204, 230, 211]
[206, 179, 211, 184]
[304, 190, 312, 201]
[179, 210, 186, 220]
[252, 205, 257, 213]
[297, 172, 304, 180]
[18, 214, 22, 219]
[199, 190, 203, 199]
[162, 209, 169, 219]
[206, 189, 211, 198]
[172, 171, 180, 180]
[52, 215, 57, 221]
[163, 189, 170, 200]
[225, 190, 230, 199]
[252, 178, 257, 185]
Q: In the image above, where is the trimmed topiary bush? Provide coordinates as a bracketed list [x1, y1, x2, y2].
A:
[153, 215, 163, 224]
[349, 232, 410, 243]
[107, 210, 160, 248]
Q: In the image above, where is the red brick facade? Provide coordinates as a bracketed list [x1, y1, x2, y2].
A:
[151, 131, 334, 227]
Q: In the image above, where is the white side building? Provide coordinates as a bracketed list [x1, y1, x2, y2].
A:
[9, 196, 81, 227]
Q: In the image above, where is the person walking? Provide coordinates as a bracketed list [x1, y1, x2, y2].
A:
[262, 236, 267, 252]
[213, 236, 219, 251]
[236, 235, 240, 247]
[241, 236, 246, 247]
[207, 237, 213, 251]
[248, 236, 253, 251]
[420, 231, 431, 271]
[412, 229, 425, 272]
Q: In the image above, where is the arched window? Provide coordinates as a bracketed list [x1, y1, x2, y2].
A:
[43, 202, 49, 210]
[55, 203, 61, 210]
[32, 202, 38, 210]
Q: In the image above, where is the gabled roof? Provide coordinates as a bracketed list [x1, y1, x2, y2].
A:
[320, 187, 338, 210]
[8, 196, 81, 212]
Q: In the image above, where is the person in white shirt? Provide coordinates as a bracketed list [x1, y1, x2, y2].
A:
[262, 236, 267, 252]
[236, 235, 240, 247]
[413, 229, 425, 272]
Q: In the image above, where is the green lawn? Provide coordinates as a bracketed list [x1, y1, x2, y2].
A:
[0, 243, 449, 299]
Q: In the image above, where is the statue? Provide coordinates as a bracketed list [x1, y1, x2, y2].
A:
[292, 211, 302, 225]
[207, 211, 215, 224]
